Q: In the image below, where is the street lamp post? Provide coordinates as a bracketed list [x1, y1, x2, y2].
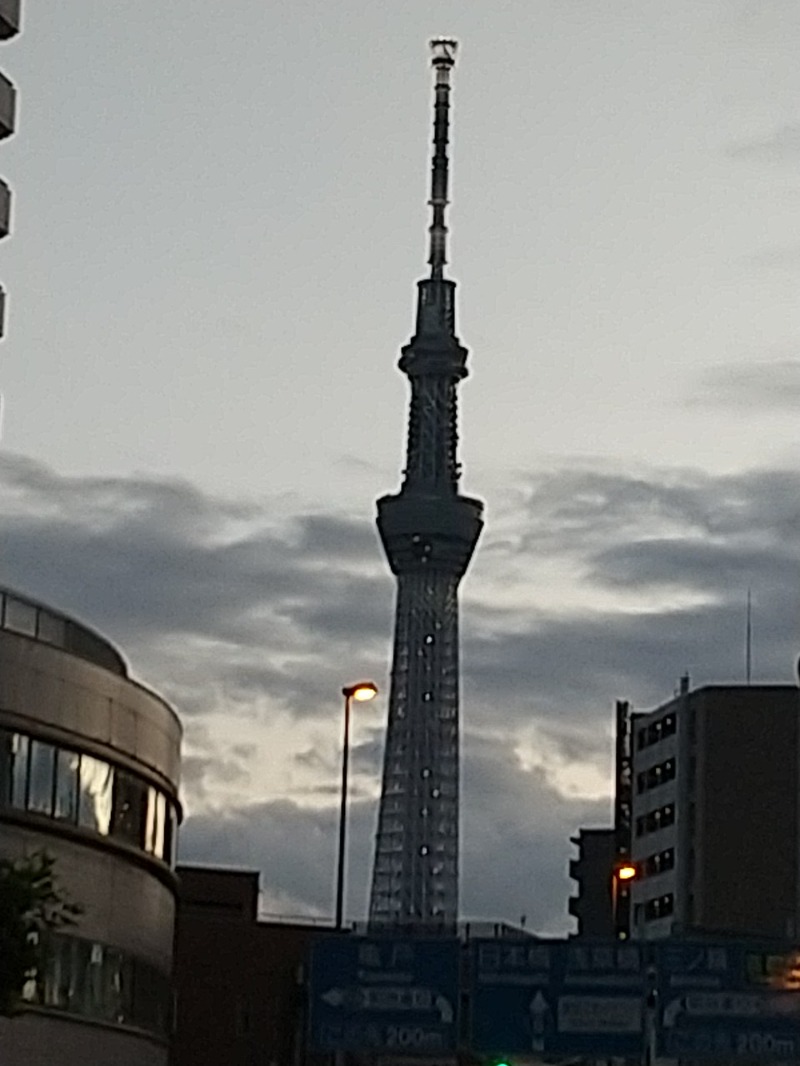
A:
[335, 681, 378, 929]
[612, 861, 637, 939]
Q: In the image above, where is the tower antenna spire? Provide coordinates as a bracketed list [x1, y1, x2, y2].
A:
[427, 38, 457, 280]
[369, 39, 483, 931]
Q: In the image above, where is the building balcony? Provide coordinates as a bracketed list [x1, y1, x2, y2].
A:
[0, 71, 15, 139]
[0, 0, 20, 40]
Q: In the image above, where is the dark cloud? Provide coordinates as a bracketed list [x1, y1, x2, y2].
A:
[0, 451, 391, 719]
[181, 754, 251, 804]
[457, 464, 799, 733]
[179, 733, 608, 931]
[3, 450, 799, 929]
[690, 360, 800, 413]
[461, 736, 609, 930]
[591, 537, 795, 595]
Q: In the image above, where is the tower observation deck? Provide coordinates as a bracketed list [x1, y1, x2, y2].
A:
[368, 39, 483, 931]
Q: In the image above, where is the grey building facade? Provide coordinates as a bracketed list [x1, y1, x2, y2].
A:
[630, 683, 800, 941]
[0, 586, 182, 1065]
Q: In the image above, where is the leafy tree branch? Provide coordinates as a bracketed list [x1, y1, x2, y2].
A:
[0, 852, 82, 1017]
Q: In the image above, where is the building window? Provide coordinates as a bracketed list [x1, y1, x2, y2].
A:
[644, 893, 675, 921]
[639, 757, 677, 794]
[24, 932, 170, 1038]
[111, 771, 149, 848]
[0, 728, 177, 864]
[4, 595, 37, 637]
[36, 610, 66, 648]
[28, 740, 56, 815]
[10, 734, 28, 808]
[54, 749, 80, 823]
[643, 847, 675, 877]
[638, 714, 676, 751]
[638, 803, 676, 839]
[79, 755, 113, 834]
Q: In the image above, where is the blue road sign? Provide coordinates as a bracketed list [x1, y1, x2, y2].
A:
[657, 940, 800, 1060]
[470, 939, 645, 1058]
[309, 936, 460, 1054]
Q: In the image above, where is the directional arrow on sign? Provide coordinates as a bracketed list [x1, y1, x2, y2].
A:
[321, 985, 452, 1020]
[435, 995, 454, 1024]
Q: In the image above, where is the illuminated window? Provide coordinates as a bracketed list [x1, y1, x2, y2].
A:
[79, 755, 113, 835]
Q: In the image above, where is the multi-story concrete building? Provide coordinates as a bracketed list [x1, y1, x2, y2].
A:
[0, 585, 182, 1065]
[629, 682, 800, 941]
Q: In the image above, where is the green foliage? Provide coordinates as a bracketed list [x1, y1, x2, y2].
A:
[0, 852, 82, 1017]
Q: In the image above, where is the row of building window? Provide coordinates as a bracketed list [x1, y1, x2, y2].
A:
[642, 847, 675, 877]
[0, 589, 124, 674]
[636, 714, 676, 750]
[23, 933, 171, 1039]
[636, 758, 676, 794]
[0, 730, 177, 864]
[635, 803, 675, 837]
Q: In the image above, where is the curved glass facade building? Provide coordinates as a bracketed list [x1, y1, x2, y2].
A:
[0, 586, 182, 1065]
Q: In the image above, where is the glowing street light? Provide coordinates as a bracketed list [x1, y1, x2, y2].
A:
[335, 681, 379, 929]
[348, 682, 379, 703]
[612, 860, 638, 939]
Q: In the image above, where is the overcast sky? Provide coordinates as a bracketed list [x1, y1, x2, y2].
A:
[2, 1, 800, 932]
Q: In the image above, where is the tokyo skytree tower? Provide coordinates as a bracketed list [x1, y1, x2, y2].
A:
[368, 39, 483, 930]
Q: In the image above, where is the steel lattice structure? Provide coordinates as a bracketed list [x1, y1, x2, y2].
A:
[368, 40, 483, 931]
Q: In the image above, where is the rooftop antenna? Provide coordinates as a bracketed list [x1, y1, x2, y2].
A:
[427, 38, 457, 280]
[746, 588, 752, 685]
